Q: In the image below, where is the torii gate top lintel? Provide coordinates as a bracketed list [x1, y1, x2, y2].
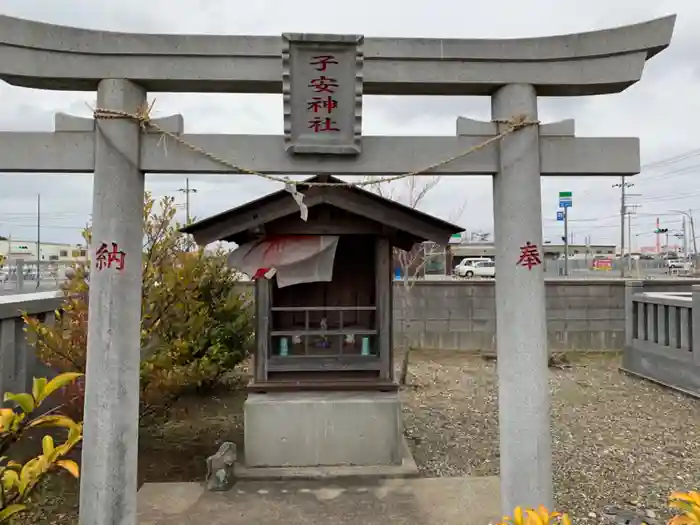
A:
[0, 14, 675, 96]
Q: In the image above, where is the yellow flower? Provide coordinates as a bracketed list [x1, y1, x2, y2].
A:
[527, 505, 563, 525]
[498, 506, 568, 525]
[669, 492, 700, 525]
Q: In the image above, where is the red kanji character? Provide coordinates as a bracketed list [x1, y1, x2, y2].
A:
[308, 117, 340, 133]
[309, 76, 338, 93]
[95, 242, 126, 271]
[307, 96, 338, 114]
[516, 242, 541, 270]
[310, 55, 338, 72]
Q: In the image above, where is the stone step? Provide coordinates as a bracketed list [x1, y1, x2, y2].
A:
[138, 476, 500, 525]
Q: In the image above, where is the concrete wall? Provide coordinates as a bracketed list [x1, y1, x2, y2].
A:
[5, 280, 700, 400]
[0, 291, 63, 397]
[393, 279, 700, 352]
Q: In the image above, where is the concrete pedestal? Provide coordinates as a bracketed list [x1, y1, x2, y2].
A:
[244, 391, 402, 468]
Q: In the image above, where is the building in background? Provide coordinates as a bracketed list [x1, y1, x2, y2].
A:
[639, 244, 682, 255]
[0, 238, 87, 266]
[541, 242, 616, 259]
[450, 242, 617, 265]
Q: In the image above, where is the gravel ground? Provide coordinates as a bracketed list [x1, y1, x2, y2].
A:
[401, 349, 700, 524]
[13, 350, 700, 524]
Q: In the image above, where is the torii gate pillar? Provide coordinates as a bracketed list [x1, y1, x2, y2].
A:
[80, 79, 147, 525]
[492, 84, 551, 509]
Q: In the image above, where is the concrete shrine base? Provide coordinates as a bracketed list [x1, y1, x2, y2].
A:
[234, 437, 418, 480]
[241, 391, 411, 472]
[137, 476, 501, 525]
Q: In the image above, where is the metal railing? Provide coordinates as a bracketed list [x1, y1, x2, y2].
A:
[1, 260, 71, 294]
[0, 291, 63, 398]
[622, 281, 700, 397]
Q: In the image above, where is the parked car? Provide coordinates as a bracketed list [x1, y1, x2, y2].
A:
[453, 257, 490, 275]
[455, 259, 495, 278]
[667, 258, 693, 271]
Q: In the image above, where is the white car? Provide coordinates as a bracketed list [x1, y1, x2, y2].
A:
[453, 258, 490, 275]
[455, 260, 496, 278]
[667, 259, 693, 271]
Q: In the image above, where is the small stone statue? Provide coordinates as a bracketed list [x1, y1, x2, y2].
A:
[205, 442, 237, 491]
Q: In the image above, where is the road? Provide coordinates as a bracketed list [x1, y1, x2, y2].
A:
[2, 268, 691, 295]
[427, 267, 688, 281]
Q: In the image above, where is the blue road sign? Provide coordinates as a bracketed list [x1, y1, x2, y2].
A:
[556, 211, 565, 221]
[559, 199, 572, 208]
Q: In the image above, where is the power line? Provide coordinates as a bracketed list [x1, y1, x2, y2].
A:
[635, 163, 700, 184]
[545, 218, 683, 231]
[638, 148, 700, 172]
[574, 146, 700, 201]
[0, 213, 84, 220]
[554, 180, 700, 222]
[0, 223, 84, 230]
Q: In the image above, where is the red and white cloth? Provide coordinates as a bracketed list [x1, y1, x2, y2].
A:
[227, 235, 339, 288]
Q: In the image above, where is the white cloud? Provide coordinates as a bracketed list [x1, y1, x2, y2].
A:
[0, 0, 695, 249]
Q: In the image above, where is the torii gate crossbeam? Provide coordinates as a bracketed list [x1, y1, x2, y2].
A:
[0, 14, 675, 96]
[0, 117, 641, 175]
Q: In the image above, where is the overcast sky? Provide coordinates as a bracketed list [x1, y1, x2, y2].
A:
[0, 0, 696, 251]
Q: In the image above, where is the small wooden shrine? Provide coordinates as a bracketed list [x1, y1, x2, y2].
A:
[182, 175, 462, 392]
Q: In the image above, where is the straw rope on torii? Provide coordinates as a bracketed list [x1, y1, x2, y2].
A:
[92, 102, 540, 189]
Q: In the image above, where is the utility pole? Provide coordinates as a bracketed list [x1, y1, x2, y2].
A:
[36, 193, 41, 288]
[671, 209, 698, 265]
[690, 210, 698, 258]
[177, 178, 198, 250]
[682, 217, 687, 257]
[625, 201, 641, 274]
[627, 209, 632, 273]
[613, 178, 634, 277]
[178, 178, 198, 225]
[691, 212, 698, 268]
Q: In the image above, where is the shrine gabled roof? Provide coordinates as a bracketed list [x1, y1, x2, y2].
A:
[180, 174, 463, 247]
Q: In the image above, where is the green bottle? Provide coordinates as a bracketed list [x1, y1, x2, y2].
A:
[279, 337, 289, 357]
[361, 337, 370, 356]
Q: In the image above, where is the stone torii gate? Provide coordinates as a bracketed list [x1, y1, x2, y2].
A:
[0, 13, 675, 524]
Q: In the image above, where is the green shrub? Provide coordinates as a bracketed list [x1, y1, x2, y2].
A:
[24, 193, 254, 415]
